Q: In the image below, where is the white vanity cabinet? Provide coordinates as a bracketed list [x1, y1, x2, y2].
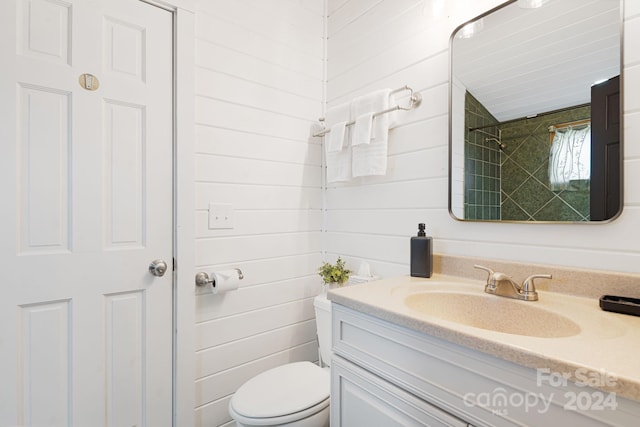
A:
[332, 356, 469, 427]
[330, 303, 640, 427]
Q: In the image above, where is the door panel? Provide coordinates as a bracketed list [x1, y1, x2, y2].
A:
[1, 1, 173, 426]
[17, 84, 72, 254]
[104, 17, 146, 80]
[104, 100, 146, 248]
[19, 299, 73, 426]
[18, 0, 72, 64]
[105, 290, 145, 426]
[590, 75, 621, 221]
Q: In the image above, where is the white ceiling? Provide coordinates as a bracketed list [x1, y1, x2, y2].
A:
[451, 0, 621, 122]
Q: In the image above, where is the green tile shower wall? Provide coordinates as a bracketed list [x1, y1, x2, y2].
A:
[464, 92, 501, 220]
[464, 91, 590, 222]
[499, 105, 591, 221]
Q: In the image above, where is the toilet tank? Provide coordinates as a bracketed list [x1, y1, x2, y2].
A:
[313, 294, 332, 367]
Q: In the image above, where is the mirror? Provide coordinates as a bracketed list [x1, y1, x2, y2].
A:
[449, 0, 622, 222]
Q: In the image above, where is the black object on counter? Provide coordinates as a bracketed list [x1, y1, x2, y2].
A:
[599, 295, 640, 317]
[410, 223, 432, 278]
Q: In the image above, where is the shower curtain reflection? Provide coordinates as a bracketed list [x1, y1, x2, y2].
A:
[548, 124, 591, 191]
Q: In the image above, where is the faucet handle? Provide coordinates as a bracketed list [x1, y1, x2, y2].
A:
[521, 274, 552, 300]
[474, 265, 494, 285]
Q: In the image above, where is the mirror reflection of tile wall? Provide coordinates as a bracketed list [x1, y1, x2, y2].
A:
[500, 106, 591, 221]
[464, 92, 501, 220]
[464, 93, 591, 221]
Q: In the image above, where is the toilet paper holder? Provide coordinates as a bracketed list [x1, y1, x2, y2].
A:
[195, 268, 244, 287]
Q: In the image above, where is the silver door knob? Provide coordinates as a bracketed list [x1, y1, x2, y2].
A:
[149, 259, 168, 277]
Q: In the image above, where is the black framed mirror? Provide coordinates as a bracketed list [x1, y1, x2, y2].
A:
[449, 0, 622, 222]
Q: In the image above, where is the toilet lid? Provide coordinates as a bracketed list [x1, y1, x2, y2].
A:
[230, 361, 330, 419]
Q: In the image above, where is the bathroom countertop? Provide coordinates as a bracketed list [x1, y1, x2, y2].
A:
[327, 274, 640, 402]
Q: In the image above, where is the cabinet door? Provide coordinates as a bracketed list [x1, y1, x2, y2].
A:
[332, 356, 468, 427]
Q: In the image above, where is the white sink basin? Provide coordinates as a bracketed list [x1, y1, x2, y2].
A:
[394, 282, 626, 340]
[404, 291, 581, 338]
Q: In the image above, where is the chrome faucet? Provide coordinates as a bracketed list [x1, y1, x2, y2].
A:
[474, 265, 551, 301]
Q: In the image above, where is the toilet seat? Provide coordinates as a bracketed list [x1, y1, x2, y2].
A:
[229, 361, 330, 426]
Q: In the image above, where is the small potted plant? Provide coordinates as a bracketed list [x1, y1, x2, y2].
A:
[318, 256, 351, 295]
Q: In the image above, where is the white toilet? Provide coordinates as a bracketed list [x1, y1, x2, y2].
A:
[228, 294, 332, 427]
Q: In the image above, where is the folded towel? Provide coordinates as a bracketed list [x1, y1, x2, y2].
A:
[352, 112, 374, 147]
[327, 121, 347, 153]
[326, 150, 352, 183]
[324, 102, 351, 183]
[351, 89, 391, 177]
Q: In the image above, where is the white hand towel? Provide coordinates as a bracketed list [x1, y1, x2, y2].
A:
[324, 102, 351, 183]
[327, 121, 347, 153]
[351, 89, 391, 177]
[352, 112, 374, 146]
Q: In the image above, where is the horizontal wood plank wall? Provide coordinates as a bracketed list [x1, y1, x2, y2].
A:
[193, 1, 324, 425]
[191, 0, 640, 424]
[325, 0, 640, 278]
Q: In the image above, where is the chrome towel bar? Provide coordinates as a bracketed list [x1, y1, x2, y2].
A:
[312, 85, 422, 137]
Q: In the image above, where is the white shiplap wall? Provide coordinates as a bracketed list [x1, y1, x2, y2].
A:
[325, 0, 640, 277]
[193, 1, 324, 425]
[192, 0, 640, 425]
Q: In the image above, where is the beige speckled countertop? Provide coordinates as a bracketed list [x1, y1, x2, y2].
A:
[328, 274, 640, 402]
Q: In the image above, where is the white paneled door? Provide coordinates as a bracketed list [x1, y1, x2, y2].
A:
[0, 0, 173, 426]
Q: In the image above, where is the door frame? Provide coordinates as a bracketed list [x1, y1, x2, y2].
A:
[139, 1, 195, 426]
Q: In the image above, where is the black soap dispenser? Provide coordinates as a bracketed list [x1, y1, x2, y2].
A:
[410, 223, 432, 278]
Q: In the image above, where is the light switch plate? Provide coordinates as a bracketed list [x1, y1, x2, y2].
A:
[208, 203, 234, 229]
